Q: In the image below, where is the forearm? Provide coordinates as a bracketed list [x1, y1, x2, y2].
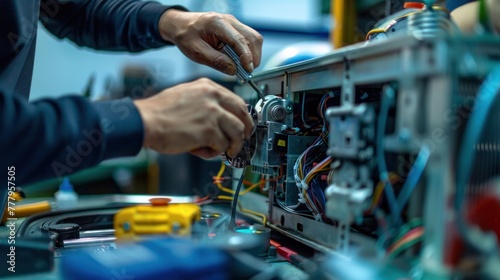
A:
[451, 0, 500, 33]
[1, 92, 144, 185]
[40, 0, 186, 52]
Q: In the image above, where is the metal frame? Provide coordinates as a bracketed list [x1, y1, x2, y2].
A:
[236, 33, 500, 276]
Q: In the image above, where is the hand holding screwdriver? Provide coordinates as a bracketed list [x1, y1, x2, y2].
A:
[219, 44, 266, 101]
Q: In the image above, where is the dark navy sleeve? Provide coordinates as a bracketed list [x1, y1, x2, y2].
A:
[446, 0, 476, 11]
[0, 91, 144, 185]
[39, 0, 187, 52]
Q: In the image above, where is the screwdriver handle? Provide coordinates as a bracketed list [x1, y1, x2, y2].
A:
[2, 201, 51, 223]
[220, 44, 252, 84]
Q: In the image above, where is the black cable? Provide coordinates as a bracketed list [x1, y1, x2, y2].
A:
[228, 169, 246, 230]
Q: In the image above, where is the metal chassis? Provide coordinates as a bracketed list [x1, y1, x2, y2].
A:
[236, 34, 500, 277]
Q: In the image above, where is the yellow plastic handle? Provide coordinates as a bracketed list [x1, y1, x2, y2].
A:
[2, 201, 51, 223]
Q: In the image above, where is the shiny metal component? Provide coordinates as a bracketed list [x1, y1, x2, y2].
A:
[220, 44, 265, 100]
[63, 237, 116, 247]
[325, 105, 375, 254]
[79, 195, 194, 206]
[251, 96, 293, 175]
[221, 105, 258, 168]
[233, 225, 271, 256]
[367, 3, 456, 41]
[267, 207, 377, 258]
[269, 105, 286, 122]
[327, 104, 375, 161]
[79, 229, 115, 238]
[407, 6, 456, 39]
[220, 136, 257, 169]
[199, 212, 224, 235]
[233, 30, 500, 277]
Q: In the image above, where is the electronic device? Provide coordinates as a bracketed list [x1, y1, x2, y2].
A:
[5, 3, 500, 280]
[229, 4, 500, 279]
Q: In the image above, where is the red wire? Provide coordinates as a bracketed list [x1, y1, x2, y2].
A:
[386, 227, 424, 253]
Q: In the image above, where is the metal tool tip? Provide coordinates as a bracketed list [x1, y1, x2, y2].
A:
[249, 80, 265, 101]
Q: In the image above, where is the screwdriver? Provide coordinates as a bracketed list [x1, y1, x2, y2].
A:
[220, 44, 266, 101]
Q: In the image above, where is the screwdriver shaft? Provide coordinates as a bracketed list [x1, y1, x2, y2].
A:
[220, 44, 265, 101]
[248, 80, 265, 101]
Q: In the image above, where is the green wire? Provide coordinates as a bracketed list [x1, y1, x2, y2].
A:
[390, 218, 423, 247]
[479, 0, 491, 33]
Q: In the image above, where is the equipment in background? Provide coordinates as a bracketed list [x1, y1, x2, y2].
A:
[366, 2, 456, 41]
[230, 2, 500, 278]
[54, 178, 79, 210]
[325, 104, 376, 253]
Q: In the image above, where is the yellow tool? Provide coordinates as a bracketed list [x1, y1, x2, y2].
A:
[114, 198, 201, 240]
[2, 190, 51, 223]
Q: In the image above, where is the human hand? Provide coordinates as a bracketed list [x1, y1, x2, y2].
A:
[133, 78, 255, 159]
[158, 9, 263, 75]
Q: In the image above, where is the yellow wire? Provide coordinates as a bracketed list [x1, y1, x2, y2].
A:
[217, 195, 267, 225]
[371, 181, 385, 210]
[304, 166, 331, 185]
[369, 173, 401, 210]
[240, 180, 264, 195]
[240, 173, 283, 195]
[303, 157, 332, 185]
[365, 28, 385, 40]
[216, 161, 225, 177]
[215, 162, 235, 194]
[215, 161, 280, 196]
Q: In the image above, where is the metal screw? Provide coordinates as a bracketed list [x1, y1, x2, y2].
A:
[285, 103, 293, 113]
[123, 222, 130, 232]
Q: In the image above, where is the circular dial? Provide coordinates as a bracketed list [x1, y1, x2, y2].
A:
[220, 105, 258, 168]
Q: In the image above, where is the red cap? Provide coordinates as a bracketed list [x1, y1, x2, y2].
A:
[149, 197, 171, 206]
[404, 2, 425, 9]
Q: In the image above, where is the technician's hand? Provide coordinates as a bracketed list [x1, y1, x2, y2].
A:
[158, 9, 263, 74]
[133, 78, 254, 159]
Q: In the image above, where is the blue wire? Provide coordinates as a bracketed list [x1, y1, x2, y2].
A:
[396, 145, 430, 217]
[456, 66, 500, 252]
[377, 87, 402, 227]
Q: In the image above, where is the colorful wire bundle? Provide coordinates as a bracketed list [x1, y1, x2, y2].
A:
[210, 163, 284, 226]
[291, 93, 339, 221]
[385, 219, 424, 259]
[213, 162, 282, 196]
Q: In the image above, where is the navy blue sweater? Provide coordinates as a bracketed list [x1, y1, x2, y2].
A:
[0, 0, 184, 186]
